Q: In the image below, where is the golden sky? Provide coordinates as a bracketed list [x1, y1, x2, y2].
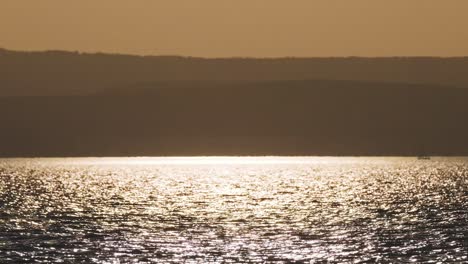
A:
[1, 0, 468, 57]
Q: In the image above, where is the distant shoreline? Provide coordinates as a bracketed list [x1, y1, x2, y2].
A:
[3, 47, 468, 59]
[1, 49, 467, 156]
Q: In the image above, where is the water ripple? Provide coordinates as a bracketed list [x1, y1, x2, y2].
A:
[0, 157, 467, 263]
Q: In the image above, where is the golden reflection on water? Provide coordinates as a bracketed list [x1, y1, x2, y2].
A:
[0, 157, 467, 263]
[68, 156, 340, 165]
[43, 156, 432, 166]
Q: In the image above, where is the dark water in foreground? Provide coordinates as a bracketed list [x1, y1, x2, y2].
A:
[0, 157, 467, 263]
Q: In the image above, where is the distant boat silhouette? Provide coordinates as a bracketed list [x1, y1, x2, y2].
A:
[417, 145, 431, 160]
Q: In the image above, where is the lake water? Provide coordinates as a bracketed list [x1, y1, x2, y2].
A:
[0, 157, 467, 263]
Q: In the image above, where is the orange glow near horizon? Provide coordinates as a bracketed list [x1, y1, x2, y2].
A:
[2, 0, 468, 57]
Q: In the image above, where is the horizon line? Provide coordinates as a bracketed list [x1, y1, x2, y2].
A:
[2, 47, 468, 60]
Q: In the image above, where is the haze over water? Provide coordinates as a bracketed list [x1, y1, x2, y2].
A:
[1, 157, 467, 263]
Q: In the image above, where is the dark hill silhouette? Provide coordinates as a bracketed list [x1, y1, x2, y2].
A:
[1, 48, 468, 96]
[0, 79, 467, 156]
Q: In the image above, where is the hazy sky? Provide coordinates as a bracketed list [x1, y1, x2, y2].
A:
[2, 0, 468, 57]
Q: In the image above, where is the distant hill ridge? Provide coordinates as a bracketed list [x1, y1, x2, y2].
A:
[1, 83, 467, 156]
[1, 48, 468, 96]
[1, 48, 468, 156]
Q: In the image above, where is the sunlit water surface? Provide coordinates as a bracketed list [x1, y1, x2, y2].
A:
[1, 157, 467, 263]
